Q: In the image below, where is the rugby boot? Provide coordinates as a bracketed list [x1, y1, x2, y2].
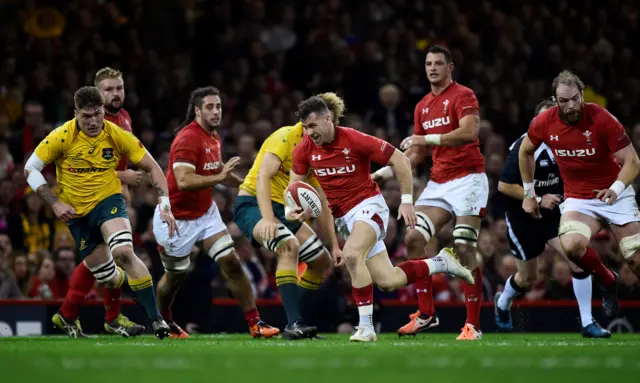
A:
[494, 292, 513, 331]
[249, 320, 280, 338]
[397, 310, 440, 336]
[456, 323, 483, 340]
[152, 319, 171, 339]
[282, 320, 317, 340]
[167, 320, 189, 339]
[349, 325, 377, 342]
[600, 271, 619, 320]
[437, 248, 475, 285]
[104, 313, 145, 337]
[52, 312, 91, 338]
[581, 321, 611, 338]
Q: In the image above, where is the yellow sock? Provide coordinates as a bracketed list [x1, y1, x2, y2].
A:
[115, 266, 126, 288]
[298, 269, 324, 290]
[128, 275, 153, 291]
[275, 270, 298, 287]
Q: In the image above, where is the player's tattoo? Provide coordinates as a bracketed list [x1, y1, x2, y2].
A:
[36, 185, 58, 205]
[152, 182, 165, 197]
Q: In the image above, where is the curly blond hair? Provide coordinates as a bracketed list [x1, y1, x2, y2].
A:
[317, 92, 346, 125]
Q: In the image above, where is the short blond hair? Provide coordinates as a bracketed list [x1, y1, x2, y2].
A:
[317, 92, 346, 125]
[551, 70, 585, 98]
[94, 67, 123, 86]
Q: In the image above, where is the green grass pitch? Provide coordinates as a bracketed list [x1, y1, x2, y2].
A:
[1, 333, 639, 383]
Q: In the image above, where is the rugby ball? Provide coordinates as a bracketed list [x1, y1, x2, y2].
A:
[286, 181, 322, 219]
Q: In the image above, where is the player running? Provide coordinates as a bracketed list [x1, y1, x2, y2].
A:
[373, 45, 487, 340]
[58, 67, 145, 338]
[520, 70, 632, 320]
[153, 86, 279, 339]
[25, 86, 174, 339]
[287, 96, 474, 342]
[495, 99, 610, 338]
[233, 93, 343, 340]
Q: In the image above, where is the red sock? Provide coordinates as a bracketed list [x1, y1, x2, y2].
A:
[244, 308, 260, 327]
[573, 247, 615, 288]
[103, 286, 122, 323]
[461, 267, 482, 329]
[397, 260, 431, 284]
[60, 263, 96, 320]
[415, 276, 435, 317]
[352, 284, 374, 307]
[161, 309, 172, 322]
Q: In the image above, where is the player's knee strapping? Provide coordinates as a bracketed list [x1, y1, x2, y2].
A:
[161, 256, 191, 274]
[558, 221, 592, 239]
[263, 225, 296, 252]
[298, 234, 325, 263]
[453, 224, 479, 247]
[106, 230, 133, 253]
[619, 233, 640, 260]
[208, 234, 235, 261]
[415, 212, 435, 242]
[89, 255, 120, 285]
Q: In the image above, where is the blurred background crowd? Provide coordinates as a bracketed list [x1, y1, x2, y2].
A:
[1, 0, 639, 330]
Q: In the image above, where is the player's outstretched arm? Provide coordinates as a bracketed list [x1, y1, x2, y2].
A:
[173, 157, 241, 190]
[387, 149, 417, 229]
[256, 152, 283, 221]
[597, 144, 640, 204]
[518, 135, 542, 218]
[372, 146, 426, 182]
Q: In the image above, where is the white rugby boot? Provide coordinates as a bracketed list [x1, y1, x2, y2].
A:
[427, 247, 475, 284]
[349, 325, 377, 342]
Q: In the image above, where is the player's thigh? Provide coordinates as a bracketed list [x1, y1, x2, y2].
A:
[405, 205, 451, 247]
[449, 173, 489, 218]
[67, 215, 101, 260]
[547, 237, 583, 273]
[295, 223, 328, 264]
[233, 196, 264, 244]
[153, 209, 199, 258]
[515, 258, 538, 284]
[95, 194, 133, 252]
[365, 248, 403, 289]
[558, 210, 602, 251]
[343, 220, 379, 261]
[81, 244, 111, 269]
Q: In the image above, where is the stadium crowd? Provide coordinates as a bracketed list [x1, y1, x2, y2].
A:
[1, 0, 640, 330]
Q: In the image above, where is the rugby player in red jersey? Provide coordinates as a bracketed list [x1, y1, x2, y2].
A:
[288, 96, 474, 342]
[519, 70, 638, 319]
[153, 86, 279, 339]
[374, 45, 486, 340]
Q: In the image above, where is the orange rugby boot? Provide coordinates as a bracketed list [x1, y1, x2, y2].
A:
[167, 320, 189, 339]
[250, 320, 281, 338]
[397, 310, 440, 337]
[456, 323, 482, 340]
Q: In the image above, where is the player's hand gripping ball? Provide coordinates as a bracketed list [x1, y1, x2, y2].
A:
[285, 181, 322, 220]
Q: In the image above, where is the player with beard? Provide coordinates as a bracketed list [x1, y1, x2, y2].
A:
[54, 68, 147, 337]
[495, 99, 610, 338]
[153, 87, 279, 339]
[520, 70, 636, 321]
[373, 45, 486, 340]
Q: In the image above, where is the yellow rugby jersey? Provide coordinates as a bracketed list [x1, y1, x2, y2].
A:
[240, 122, 320, 204]
[34, 118, 147, 217]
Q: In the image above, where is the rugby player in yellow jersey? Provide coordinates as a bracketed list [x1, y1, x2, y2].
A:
[232, 93, 344, 340]
[24, 86, 176, 339]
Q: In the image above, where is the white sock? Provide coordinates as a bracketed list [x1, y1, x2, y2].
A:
[357, 304, 374, 327]
[497, 275, 524, 311]
[425, 256, 446, 275]
[572, 274, 593, 327]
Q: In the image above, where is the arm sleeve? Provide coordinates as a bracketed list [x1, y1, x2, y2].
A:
[413, 102, 424, 135]
[115, 129, 147, 164]
[171, 135, 199, 169]
[601, 108, 631, 153]
[454, 91, 480, 121]
[499, 139, 523, 184]
[33, 128, 66, 165]
[291, 141, 310, 175]
[526, 115, 545, 147]
[263, 131, 292, 163]
[352, 130, 395, 165]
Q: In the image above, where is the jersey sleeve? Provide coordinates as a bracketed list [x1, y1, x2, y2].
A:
[413, 102, 424, 135]
[600, 107, 631, 153]
[34, 127, 66, 165]
[291, 140, 310, 176]
[115, 129, 146, 164]
[499, 138, 523, 184]
[171, 134, 199, 169]
[352, 129, 395, 165]
[526, 114, 545, 147]
[263, 131, 292, 163]
[454, 90, 480, 121]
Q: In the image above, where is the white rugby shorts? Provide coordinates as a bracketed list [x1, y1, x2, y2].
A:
[416, 173, 489, 217]
[334, 194, 389, 260]
[560, 185, 640, 226]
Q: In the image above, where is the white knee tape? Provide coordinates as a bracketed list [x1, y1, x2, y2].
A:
[299, 234, 325, 263]
[263, 225, 296, 252]
[208, 234, 235, 261]
[89, 255, 118, 284]
[415, 212, 435, 242]
[453, 224, 479, 247]
[161, 256, 191, 273]
[619, 233, 640, 260]
[559, 221, 592, 239]
[106, 230, 133, 252]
